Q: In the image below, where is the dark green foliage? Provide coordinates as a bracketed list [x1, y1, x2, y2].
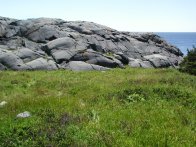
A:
[179, 46, 196, 75]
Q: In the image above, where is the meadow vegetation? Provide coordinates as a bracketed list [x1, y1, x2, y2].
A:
[0, 68, 195, 146]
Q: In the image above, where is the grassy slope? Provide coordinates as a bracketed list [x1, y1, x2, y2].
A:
[0, 68, 195, 146]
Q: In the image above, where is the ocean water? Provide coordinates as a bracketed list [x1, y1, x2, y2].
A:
[156, 32, 196, 55]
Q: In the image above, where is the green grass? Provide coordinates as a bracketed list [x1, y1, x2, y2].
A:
[0, 68, 195, 146]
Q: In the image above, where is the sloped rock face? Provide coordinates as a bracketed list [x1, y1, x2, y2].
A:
[0, 16, 183, 71]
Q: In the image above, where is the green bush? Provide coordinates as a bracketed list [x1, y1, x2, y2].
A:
[179, 46, 196, 75]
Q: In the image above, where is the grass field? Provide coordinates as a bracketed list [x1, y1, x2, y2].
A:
[0, 68, 195, 146]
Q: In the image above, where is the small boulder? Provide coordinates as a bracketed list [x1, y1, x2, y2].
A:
[0, 101, 7, 107]
[16, 111, 31, 118]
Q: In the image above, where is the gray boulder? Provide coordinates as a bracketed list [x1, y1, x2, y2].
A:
[128, 58, 154, 68]
[144, 54, 173, 68]
[72, 50, 123, 68]
[87, 56, 123, 68]
[0, 49, 27, 70]
[14, 48, 42, 62]
[26, 58, 58, 70]
[44, 37, 75, 51]
[64, 61, 109, 71]
[52, 49, 76, 63]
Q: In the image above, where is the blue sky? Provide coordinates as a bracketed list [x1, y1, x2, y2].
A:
[0, 0, 196, 32]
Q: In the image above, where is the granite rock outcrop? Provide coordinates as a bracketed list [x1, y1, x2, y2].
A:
[0, 16, 183, 71]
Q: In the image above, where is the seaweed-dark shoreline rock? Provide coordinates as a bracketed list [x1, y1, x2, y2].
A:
[0, 16, 183, 71]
